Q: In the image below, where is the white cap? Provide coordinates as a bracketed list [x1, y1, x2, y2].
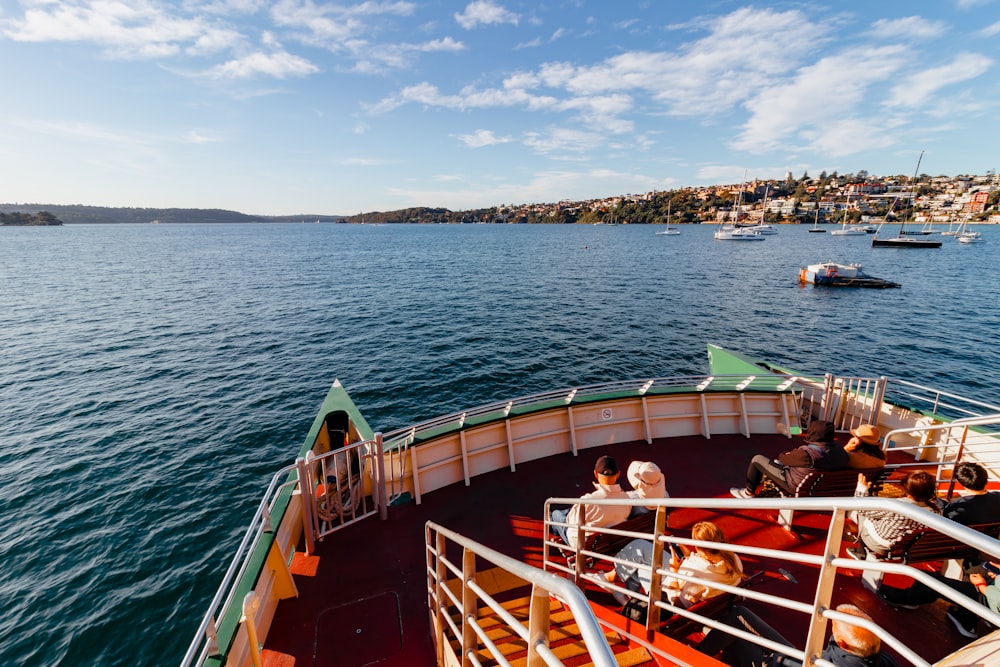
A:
[627, 461, 666, 499]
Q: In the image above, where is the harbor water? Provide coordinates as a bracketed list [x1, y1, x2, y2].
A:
[2, 222, 998, 665]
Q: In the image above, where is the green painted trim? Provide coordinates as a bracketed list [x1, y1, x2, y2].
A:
[207, 380, 372, 665]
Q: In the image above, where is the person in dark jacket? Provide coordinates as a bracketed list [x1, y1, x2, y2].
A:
[730, 420, 848, 499]
[696, 603, 898, 666]
[944, 461, 1000, 525]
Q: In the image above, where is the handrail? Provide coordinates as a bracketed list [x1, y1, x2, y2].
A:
[380, 373, 1000, 452]
[425, 521, 618, 667]
[884, 379, 1000, 420]
[542, 495, 1000, 667]
[881, 414, 1000, 487]
[180, 462, 299, 667]
[381, 373, 803, 447]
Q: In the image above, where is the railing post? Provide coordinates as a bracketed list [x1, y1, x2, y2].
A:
[526, 583, 551, 667]
[872, 376, 888, 427]
[645, 506, 669, 636]
[295, 456, 316, 555]
[205, 616, 219, 657]
[429, 526, 446, 667]
[821, 373, 834, 422]
[461, 546, 477, 667]
[373, 433, 388, 520]
[805, 507, 846, 665]
[241, 592, 263, 667]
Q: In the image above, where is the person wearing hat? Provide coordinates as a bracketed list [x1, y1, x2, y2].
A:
[730, 420, 848, 499]
[549, 454, 631, 549]
[844, 424, 887, 470]
[625, 461, 669, 518]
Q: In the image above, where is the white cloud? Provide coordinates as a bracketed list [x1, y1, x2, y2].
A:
[868, 16, 948, 40]
[800, 119, 897, 158]
[456, 129, 511, 148]
[732, 45, 908, 153]
[454, 1, 519, 29]
[208, 50, 318, 79]
[885, 52, 993, 108]
[979, 20, 1000, 37]
[2, 0, 216, 58]
[523, 128, 604, 154]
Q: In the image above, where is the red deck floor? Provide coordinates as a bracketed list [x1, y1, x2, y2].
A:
[263, 433, 974, 667]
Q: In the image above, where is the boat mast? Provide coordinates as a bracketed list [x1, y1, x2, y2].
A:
[901, 150, 924, 237]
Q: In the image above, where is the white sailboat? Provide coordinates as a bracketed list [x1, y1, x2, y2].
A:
[740, 185, 777, 234]
[808, 206, 826, 233]
[656, 201, 680, 235]
[830, 195, 867, 235]
[956, 220, 985, 243]
[715, 173, 764, 241]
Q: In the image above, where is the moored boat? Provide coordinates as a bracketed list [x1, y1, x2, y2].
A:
[714, 225, 765, 241]
[183, 346, 1000, 667]
[872, 152, 942, 249]
[797, 261, 900, 288]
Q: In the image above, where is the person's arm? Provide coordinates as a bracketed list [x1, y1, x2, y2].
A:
[855, 473, 872, 497]
[777, 446, 811, 467]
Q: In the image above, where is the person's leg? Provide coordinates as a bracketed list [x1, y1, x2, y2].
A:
[627, 505, 652, 519]
[857, 522, 890, 556]
[549, 508, 570, 545]
[614, 538, 654, 592]
[746, 455, 787, 495]
[696, 605, 795, 667]
[882, 571, 972, 607]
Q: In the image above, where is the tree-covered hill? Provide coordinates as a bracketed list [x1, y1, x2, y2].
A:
[0, 211, 63, 226]
[0, 204, 343, 225]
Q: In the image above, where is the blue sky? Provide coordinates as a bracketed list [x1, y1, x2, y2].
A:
[1, 1, 998, 215]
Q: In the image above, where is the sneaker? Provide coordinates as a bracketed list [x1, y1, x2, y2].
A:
[947, 607, 979, 639]
[730, 487, 754, 499]
[876, 587, 918, 610]
[846, 546, 868, 560]
[613, 591, 629, 607]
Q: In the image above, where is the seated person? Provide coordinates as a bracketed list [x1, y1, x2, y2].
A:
[730, 420, 847, 499]
[944, 461, 1000, 525]
[625, 460, 668, 518]
[697, 603, 898, 667]
[604, 520, 744, 608]
[844, 424, 886, 469]
[549, 455, 630, 550]
[878, 570, 987, 639]
[849, 470, 942, 559]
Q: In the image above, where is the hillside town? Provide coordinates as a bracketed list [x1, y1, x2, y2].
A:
[478, 170, 1000, 227]
[335, 170, 1000, 226]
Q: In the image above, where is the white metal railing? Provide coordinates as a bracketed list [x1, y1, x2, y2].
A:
[180, 462, 300, 667]
[881, 414, 1000, 493]
[540, 495, 1000, 667]
[181, 436, 388, 667]
[426, 521, 618, 667]
[884, 379, 1000, 421]
[299, 435, 385, 547]
[380, 373, 798, 446]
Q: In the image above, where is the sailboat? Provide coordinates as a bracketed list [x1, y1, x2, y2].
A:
[872, 151, 942, 248]
[830, 195, 867, 235]
[715, 172, 765, 241]
[808, 206, 826, 232]
[655, 201, 680, 235]
[956, 220, 985, 243]
[740, 185, 778, 234]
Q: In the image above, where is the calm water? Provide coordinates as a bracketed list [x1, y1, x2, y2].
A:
[2, 223, 999, 665]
